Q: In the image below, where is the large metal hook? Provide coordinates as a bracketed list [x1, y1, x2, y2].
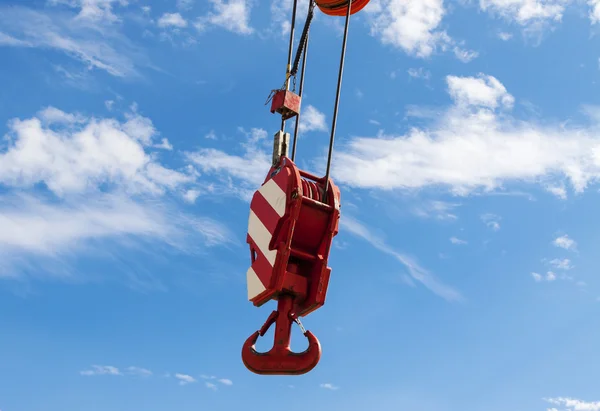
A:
[241, 294, 321, 375]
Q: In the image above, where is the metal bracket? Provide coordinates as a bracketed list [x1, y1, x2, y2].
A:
[273, 130, 290, 166]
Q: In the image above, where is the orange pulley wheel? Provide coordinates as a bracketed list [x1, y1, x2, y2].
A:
[315, 0, 371, 16]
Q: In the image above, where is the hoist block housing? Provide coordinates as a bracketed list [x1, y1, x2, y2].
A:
[315, 0, 371, 16]
[245, 156, 341, 317]
[270, 90, 301, 120]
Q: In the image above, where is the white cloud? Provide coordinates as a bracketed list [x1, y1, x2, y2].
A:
[544, 397, 600, 411]
[0, 107, 234, 278]
[553, 235, 576, 250]
[175, 373, 197, 385]
[450, 236, 467, 245]
[447, 73, 514, 109]
[366, 0, 477, 61]
[546, 271, 557, 281]
[205, 382, 218, 390]
[590, 0, 600, 24]
[330, 74, 600, 197]
[478, 0, 570, 26]
[549, 258, 572, 270]
[341, 216, 463, 302]
[546, 183, 567, 199]
[299, 105, 328, 133]
[196, 0, 253, 35]
[366, 0, 447, 57]
[531, 272, 543, 282]
[80, 365, 121, 376]
[218, 378, 233, 385]
[481, 213, 501, 230]
[453, 46, 479, 62]
[0, 107, 192, 197]
[158, 12, 188, 28]
[0, 6, 146, 78]
[320, 383, 339, 390]
[183, 189, 201, 203]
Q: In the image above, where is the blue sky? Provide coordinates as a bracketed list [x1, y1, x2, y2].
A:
[1, 0, 600, 410]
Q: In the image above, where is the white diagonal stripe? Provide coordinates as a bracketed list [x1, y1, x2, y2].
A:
[247, 266, 266, 300]
[248, 210, 276, 266]
[258, 179, 286, 217]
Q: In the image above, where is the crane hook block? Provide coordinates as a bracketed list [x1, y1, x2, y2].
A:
[270, 89, 301, 120]
[241, 294, 322, 375]
[245, 155, 341, 317]
[315, 0, 371, 16]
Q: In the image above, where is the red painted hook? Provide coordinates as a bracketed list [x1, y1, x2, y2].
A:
[241, 294, 322, 375]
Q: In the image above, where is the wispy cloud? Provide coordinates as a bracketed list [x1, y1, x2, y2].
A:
[497, 31, 513, 41]
[481, 213, 501, 231]
[80, 365, 121, 376]
[341, 216, 463, 302]
[531, 270, 576, 283]
[185, 127, 271, 199]
[320, 383, 339, 390]
[195, 374, 233, 389]
[175, 373, 197, 385]
[0, 6, 149, 78]
[450, 236, 467, 245]
[126, 366, 153, 377]
[177, 0, 195, 11]
[0, 32, 31, 46]
[549, 258, 573, 270]
[407, 67, 431, 80]
[531, 271, 558, 282]
[412, 200, 459, 221]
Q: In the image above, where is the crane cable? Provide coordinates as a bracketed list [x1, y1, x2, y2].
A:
[291, 0, 313, 162]
[323, 0, 352, 195]
[279, 0, 353, 197]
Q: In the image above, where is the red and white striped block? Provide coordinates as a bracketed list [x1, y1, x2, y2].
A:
[246, 170, 290, 301]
